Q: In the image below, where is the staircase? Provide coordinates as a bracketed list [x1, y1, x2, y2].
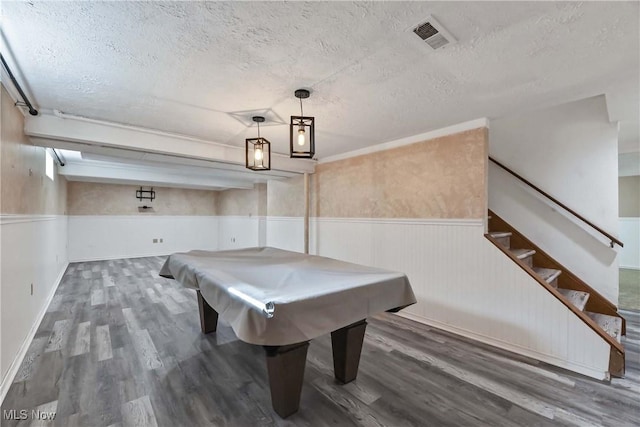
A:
[486, 210, 625, 378]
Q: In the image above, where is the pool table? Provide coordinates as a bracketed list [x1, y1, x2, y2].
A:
[160, 247, 416, 418]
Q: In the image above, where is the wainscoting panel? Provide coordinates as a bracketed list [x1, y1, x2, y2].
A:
[68, 216, 218, 261]
[266, 217, 304, 253]
[217, 216, 261, 251]
[0, 215, 69, 401]
[310, 218, 611, 379]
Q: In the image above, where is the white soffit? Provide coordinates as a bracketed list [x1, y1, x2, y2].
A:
[2, 1, 639, 159]
[55, 149, 298, 190]
[25, 112, 315, 174]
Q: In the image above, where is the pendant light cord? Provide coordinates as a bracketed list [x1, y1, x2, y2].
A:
[257, 121, 261, 138]
[300, 97, 304, 117]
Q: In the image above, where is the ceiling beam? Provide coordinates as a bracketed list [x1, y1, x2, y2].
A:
[25, 112, 316, 174]
[58, 160, 256, 190]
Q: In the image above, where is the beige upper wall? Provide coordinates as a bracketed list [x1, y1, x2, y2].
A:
[67, 182, 217, 215]
[1, 85, 67, 215]
[619, 175, 640, 217]
[217, 184, 266, 216]
[267, 175, 305, 217]
[312, 128, 488, 219]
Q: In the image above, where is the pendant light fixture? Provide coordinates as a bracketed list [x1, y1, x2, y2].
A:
[246, 116, 271, 171]
[290, 89, 315, 159]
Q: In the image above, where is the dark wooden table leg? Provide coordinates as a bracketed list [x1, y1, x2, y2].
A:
[263, 342, 310, 418]
[197, 290, 218, 334]
[331, 319, 367, 384]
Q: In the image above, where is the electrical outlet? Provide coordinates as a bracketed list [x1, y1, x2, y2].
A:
[153, 238, 158, 243]
[30, 283, 33, 295]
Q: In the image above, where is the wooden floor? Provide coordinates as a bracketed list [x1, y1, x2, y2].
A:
[2, 257, 639, 427]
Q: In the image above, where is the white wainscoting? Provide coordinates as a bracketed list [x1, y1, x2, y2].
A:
[266, 217, 304, 252]
[0, 215, 69, 402]
[619, 218, 640, 270]
[309, 217, 611, 380]
[68, 215, 218, 261]
[217, 216, 264, 250]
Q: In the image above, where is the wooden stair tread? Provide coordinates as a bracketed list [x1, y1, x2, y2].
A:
[532, 267, 561, 286]
[509, 248, 535, 259]
[489, 231, 512, 239]
[586, 312, 623, 342]
[557, 289, 590, 311]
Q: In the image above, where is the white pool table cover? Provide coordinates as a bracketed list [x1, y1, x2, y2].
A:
[160, 247, 416, 345]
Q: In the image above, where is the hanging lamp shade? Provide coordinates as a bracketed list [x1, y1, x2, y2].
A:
[290, 89, 315, 159]
[246, 116, 271, 171]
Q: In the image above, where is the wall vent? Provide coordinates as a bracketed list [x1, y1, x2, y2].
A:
[411, 16, 456, 50]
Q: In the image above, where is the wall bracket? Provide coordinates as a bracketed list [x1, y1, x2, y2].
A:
[136, 187, 155, 202]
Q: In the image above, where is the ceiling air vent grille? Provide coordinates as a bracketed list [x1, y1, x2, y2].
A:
[413, 22, 439, 41]
[411, 16, 456, 50]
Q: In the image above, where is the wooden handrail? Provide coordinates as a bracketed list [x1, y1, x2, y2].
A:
[489, 157, 623, 248]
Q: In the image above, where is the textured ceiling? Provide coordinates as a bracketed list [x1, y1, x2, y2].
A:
[2, 1, 639, 158]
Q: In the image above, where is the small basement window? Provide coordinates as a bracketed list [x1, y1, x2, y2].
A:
[45, 150, 54, 181]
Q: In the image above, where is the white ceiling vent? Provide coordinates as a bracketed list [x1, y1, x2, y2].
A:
[411, 15, 456, 50]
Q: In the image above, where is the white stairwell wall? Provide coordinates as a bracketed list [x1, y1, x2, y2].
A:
[489, 95, 620, 303]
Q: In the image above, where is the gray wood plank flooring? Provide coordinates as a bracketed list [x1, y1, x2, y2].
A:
[2, 256, 639, 426]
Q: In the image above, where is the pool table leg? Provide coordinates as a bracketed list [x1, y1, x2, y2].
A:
[263, 342, 310, 418]
[197, 290, 218, 334]
[331, 319, 367, 384]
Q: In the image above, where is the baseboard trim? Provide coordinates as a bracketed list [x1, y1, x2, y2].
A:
[395, 311, 609, 381]
[0, 262, 69, 404]
[620, 265, 640, 270]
